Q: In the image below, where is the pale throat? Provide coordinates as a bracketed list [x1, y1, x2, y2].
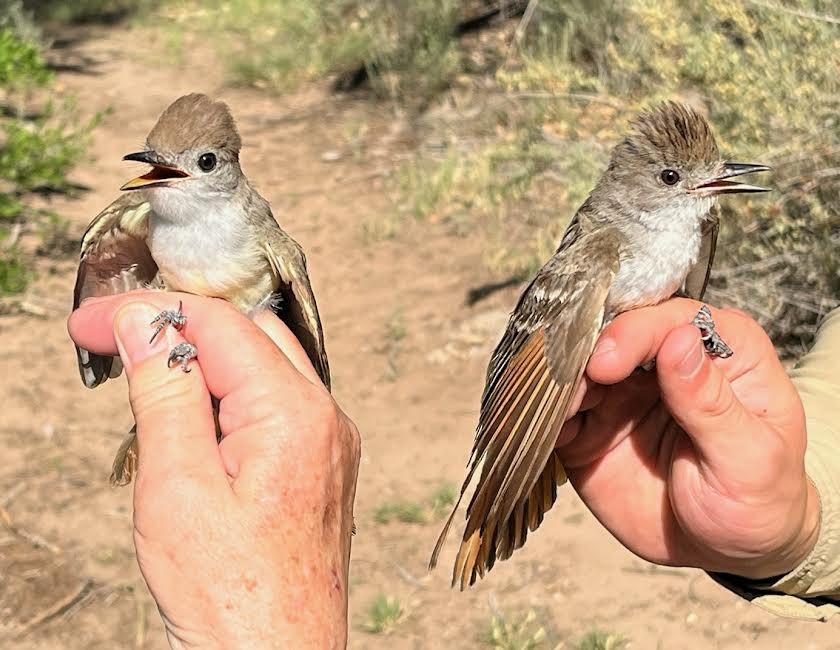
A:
[143, 184, 273, 310]
[606, 196, 715, 314]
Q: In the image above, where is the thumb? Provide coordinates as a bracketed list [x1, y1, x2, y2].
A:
[656, 324, 750, 461]
[113, 302, 224, 489]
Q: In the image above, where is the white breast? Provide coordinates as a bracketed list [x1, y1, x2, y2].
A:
[145, 187, 272, 308]
[606, 198, 712, 314]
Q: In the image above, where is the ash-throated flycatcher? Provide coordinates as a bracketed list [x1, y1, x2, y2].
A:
[431, 101, 769, 589]
[72, 93, 330, 485]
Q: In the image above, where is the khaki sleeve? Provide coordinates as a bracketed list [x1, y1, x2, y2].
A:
[710, 308, 840, 621]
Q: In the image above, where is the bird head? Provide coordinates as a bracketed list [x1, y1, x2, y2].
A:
[120, 93, 244, 218]
[595, 101, 769, 226]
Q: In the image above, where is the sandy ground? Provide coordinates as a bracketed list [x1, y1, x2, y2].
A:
[1, 23, 838, 650]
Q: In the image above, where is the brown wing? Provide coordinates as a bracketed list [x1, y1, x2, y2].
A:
[682, 209, 719, 300]
[431, 227, 621, 589]
[73, 193, 158, 388]
[262, 231, 331, 391]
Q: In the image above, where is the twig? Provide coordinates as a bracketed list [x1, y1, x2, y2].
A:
[0, 480, 27, 508]
[389, 561, 428, 589]
[502, 91, 624, 109]
[15, 579, 92, 638]
[487, 591, 505, 620]
[742, 0, 840, 26]
[3, 223, 22, 250]
[0, 293, 67, 318]
[711, 253, 796, 278]
[134, 594, 147, 648]
[13, 527, 62, 554]
[502, 0, 541, 66]
[17, 300, 49, 317]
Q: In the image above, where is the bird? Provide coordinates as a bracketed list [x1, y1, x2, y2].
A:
[430, 101, 770, 589]
[72, 93, 330, 485]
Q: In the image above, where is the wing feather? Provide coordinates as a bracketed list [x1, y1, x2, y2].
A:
[73, 194, 158, 388]
[682, 210, 719, 300]
[262, 231, 331, 391]
[431, 225, 620, 588]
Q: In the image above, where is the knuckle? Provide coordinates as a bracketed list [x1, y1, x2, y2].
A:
[310, 391, 343, 440]
[696, 372, 736, 421]
[343, 416, 362, 463]
[128, 367, 200, 419]
[307, 391, 360, 459]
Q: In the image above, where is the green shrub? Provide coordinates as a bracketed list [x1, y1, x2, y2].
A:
[485, 610, 547, 650]
[364, 594, 403, 634]
[0, 18, 98, 295]
[0, 26, 50, 86]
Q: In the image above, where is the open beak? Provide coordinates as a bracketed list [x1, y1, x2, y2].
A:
[120, 150, 189, 191]
[692, 162, 771, 195]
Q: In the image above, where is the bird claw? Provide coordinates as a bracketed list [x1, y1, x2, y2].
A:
[168, 342, 198, 372]
[150, 300, 187, 343]
[692, 305, 733, 359]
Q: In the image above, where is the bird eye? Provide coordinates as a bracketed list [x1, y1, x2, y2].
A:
[198, 152, 217, 172]
[660, 169, 680, 185]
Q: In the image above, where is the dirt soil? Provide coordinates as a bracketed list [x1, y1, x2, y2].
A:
[1, 24, 838, 650]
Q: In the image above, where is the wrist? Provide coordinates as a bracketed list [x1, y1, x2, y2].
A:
[732, 477, 821, 581]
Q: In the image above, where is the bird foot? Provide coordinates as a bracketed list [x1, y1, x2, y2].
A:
[692, 305, 733, 359]
[168, 342, 198, 373]
[150, 300, 187, 343]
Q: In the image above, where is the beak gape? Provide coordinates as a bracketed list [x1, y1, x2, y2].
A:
[120, 150, 189, 191]
[692, 162, 770, 195]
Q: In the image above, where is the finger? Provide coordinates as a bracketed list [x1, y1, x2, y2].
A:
[557, 371, 660, 467]
[655, 323, 751, 460]
[587, 298, 752, 385]
[567, 377, 606, 418]
[251, 310, 323, 387]
[69, 291, 308, 404]
[112, 302, 224, 488]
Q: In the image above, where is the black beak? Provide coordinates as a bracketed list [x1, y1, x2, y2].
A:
[121, 150, 189, 191]
[123, 150, 166, 165]
[692, 162, 771, 195]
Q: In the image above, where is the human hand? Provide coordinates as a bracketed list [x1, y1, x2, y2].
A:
[68, 292, 360, 649]
[556, 298, 819, 580]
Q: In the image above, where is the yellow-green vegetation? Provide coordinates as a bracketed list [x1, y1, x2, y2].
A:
[0, 8, 99, 294]
[573, 629, 626, 650]
[167, 0, 460, 99]
[158, 0, 836, 350]
[374, 482, 456, 524]
[398, 135, 606, 276]
[417, 0, 840, 352]
[485, 610, 549, 650]
[429, 481, 457, 517]
[364, 594, 403, 634]
[373, 501, 426, 525]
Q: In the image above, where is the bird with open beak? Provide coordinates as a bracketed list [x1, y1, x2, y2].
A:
[431, 101, 770, 589]
[72, 93, 330, 485]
